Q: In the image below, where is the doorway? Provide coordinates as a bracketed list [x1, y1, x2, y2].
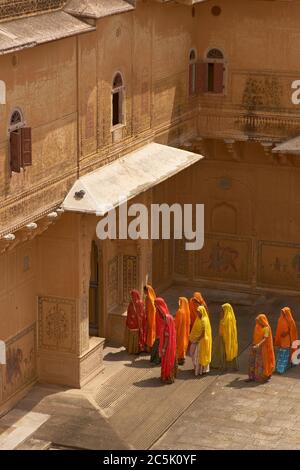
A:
[89, 240, 99, 336]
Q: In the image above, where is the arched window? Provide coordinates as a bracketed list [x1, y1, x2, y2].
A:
[206, 48, 225, 94]
[9, 108, 32, 173]
[112, 72, 124, 127]
[189, 49, 197, 96]
[9, 109, 23, 131]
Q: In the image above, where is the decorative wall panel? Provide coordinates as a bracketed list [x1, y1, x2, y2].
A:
[123, 255, 138, 304]
[0, 1, 66, 20]
[107, 256, 119, 310]
[194, 234, 252, 284]
[258, 241, 300, 290]
[1, 323, 36, 403]
[38, 296, 76, 354]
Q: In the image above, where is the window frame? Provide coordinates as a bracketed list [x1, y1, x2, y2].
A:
[203, 47, 227, 95]
[8, 108, 32, 174]
[111, 72, 125, 129]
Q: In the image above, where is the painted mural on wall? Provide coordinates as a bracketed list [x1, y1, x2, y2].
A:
[1, 324, 36, 403]
[258, 241, 300, 290]
[194, 235, 252, 284]
[38, 297, 76, 354]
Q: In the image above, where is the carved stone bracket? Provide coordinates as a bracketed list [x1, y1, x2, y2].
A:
[194, 136, 208, 157]
[224, 139, 241, 161]
[0, 208, 64, 254]
[261, 141, 275, 163]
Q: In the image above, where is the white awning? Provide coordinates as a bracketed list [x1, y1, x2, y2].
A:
[272, 136, 300, 155]
[62, 143, 203, 216]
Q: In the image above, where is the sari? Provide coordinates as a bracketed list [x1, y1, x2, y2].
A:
[150, 311, 163, 365]
[275, 307, 298, 374]
[125, 290, 141, 354]
[212, 303, 238, 370]
[189, 292, 209, 330]
[155, 298, 177, 384]
[145, 285, 157, 350]
[175, 297, 191, 365]
[189, 306, 212, 376]
[248, 314, 275, 382]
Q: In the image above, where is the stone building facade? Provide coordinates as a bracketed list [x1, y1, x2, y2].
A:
[0, 0, 300, 415]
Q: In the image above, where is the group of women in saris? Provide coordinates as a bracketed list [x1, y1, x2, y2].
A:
[125, 285, 298, 385]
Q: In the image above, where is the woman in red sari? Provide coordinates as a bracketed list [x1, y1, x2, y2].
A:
[125, 290, 147, 354]
[154, 298, 177, 384]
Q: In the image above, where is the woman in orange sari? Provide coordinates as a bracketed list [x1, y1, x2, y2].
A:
[155, 298, 177, 384]
[189, 292, 209, 330]
[248, 314, 275, 383]
[275, 307, 298, 374]
[175, 297, 190, 365]
[144, 285, 157, 352]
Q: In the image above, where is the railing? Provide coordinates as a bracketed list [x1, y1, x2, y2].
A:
[198, 107, 300, 142]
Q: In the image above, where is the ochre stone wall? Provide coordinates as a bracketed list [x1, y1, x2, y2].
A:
[0, 38, 78, 233]
[2, 0, 300, 414]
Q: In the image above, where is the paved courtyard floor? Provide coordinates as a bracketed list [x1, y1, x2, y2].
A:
[0, 285, 300, 450]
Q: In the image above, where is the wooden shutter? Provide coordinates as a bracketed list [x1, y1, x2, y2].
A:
[10, 130, 21, 173]
[21, 127, 32, 166]
[213, 63, 225, 94]
[196, 62, 208, 94]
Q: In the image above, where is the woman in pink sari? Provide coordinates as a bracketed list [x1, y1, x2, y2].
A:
[125, 290, 147, 354]
[154, 298, 177, 384]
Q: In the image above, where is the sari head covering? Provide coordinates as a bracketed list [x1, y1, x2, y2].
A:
[189, 306, 212, 366]
[189, 292, 209, 329]
[155, 298, 176, 380]
[129, 290, 147, 351]
[253, 314, 275, 378]
[126, 290, 139, 330]
[275, 307, 298, 352]
[145, 284, 157, 348]
[220, 303, 238, 362]
[175, 297, 191, 359]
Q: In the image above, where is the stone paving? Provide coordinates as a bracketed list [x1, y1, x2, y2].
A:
[152, 349, 300, 450]
[0, 285, 299, 450]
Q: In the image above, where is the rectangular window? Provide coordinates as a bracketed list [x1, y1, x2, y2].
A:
[10, 130, 22, 173]
[112, 91, 122, 126]
[10, 127, 32, 173]
[207, 63, 215, 92]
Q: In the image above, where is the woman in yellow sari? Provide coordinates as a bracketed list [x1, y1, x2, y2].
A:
[175, 297, 191, 365]
[189, 305, 212, 376]
[144, 284, 156, 352]
[248, 314, 275, 382]
[212, 303, 238, 371]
